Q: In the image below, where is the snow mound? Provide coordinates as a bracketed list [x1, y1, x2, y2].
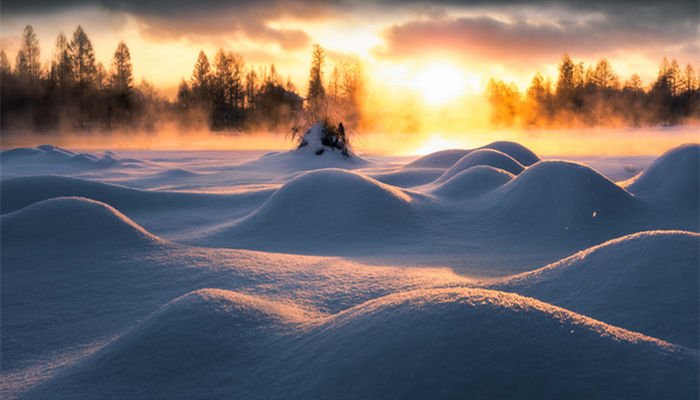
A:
[625, 143, 699, 209]
[34, 288, 698, 399]
[406, 141, 540, 169]
[240, 123, 367, 171]
[203, 168, 418, 249]
[1, 145, 120, 168]
[485, 160, 641, 233]
[483, 140, 540, 166]
[435, 148, 524, 183]
[431, 165, 514, 199]
[1, 197, 163, 247]
[370, 168, 444, 188]
[490, 230, 700, 348]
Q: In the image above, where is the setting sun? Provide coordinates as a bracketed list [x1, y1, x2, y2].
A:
[411, 63, 468, 105]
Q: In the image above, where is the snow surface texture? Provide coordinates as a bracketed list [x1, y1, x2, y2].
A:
[1, 140, 698, 399]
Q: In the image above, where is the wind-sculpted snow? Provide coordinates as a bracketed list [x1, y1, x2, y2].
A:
[29, 288, 698, 400]
[430, 165, 514, 199]
[406, 141, 540, 169]
[434, 148, 524, 182]
[1, 197, 164, 247]
[490, 230, 700, 348]
[626, 143, 699, 210]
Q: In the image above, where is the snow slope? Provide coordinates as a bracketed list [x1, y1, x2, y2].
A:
[29, 288, 698, 400]
[490, 230, 700, 349]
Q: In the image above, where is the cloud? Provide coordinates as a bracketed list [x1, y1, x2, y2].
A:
[1, 0, 334, 50]
[372, 8, 699, 66]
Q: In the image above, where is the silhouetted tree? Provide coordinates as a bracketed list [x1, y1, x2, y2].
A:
[16, 25, 41, 80]
[307, 44, 325, 102]
[70, 26, 96, 88]
[192, 50, 211, 106]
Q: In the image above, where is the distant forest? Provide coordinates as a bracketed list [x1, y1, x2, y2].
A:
[1, 24, 698, 133]
[0, 25, 363, 132]
[487, 55, 700, 127]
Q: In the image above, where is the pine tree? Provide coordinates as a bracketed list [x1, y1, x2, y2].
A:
[70, 25, 97, 88]
[52, 32, 73, 87]
[307, 44, 325, 101]
[192, 50, 211, 105]
[110, 42, 133, 94]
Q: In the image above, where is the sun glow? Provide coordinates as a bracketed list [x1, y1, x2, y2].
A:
[410, 63, 469, 105]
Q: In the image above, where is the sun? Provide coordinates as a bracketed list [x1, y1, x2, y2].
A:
[410, 63, 468, 105]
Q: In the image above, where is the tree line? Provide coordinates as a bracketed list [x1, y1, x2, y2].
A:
[0, 25, 364, 133]
[1, 25, 167, 131]
[487, 55, 700, 128]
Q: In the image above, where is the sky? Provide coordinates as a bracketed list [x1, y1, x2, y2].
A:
[1, 0, 698, 100]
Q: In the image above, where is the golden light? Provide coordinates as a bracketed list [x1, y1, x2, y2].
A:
[410, 63, 468, 105]
[415, 135, 462, 155]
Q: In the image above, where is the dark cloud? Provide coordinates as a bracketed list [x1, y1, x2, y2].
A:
[1, 0, 332, 50]
[1, 0, 696, 54]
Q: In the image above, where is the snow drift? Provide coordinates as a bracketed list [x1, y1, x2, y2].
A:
[1, 197, 163, 247]
[31, 288, 698, 399]
[490, 230, 700, 348]
[625, 143, 699, 210]
[434, 148, 524, 183]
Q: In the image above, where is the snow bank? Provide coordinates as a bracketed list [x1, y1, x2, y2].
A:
[490, 230, 700, 348]
[406, 141, 539, 169]
[625, 143, 699, 209]
[431, 165, 514, 199]
[32, 288, 697, 399]
[1, 197, 163, 247]
[434, 148, 524, 183]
